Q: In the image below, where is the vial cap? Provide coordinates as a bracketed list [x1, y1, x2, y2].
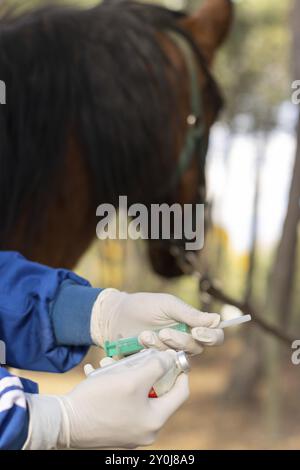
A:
[175, 351, 190, 372]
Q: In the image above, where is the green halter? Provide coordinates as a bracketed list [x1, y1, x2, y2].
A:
[167, 30, 209, 185]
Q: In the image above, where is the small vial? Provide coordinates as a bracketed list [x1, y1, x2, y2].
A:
[86, 349, 190, 399]
[149, 351, 190, 398]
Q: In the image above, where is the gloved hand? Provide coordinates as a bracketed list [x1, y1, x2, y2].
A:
[23, 349, 189, 450]
[90, 289, 224, 355]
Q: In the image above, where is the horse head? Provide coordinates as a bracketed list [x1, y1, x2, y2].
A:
[0, 0, 233, 277]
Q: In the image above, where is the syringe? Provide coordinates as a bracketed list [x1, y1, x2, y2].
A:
[104, 314, 252, 358]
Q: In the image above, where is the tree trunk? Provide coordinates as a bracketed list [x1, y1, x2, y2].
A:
[263, 0, 300, 438]
[223, 133, 266, 403]
[269, 0, 300, 327]
[269, 112, 300, 327]
[244, 132, 266, 303]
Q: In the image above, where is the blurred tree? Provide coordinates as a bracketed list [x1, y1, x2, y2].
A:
[215, 0, 290, 132]
[267, 0, 300, 329]
[193, 0, 292, 403]
[0, 0, 99, 13]
[262, 0, 300, 438]
[193, 0, 291, 298]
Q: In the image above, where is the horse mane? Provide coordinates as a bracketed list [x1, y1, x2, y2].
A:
[0, 0, 222, 246]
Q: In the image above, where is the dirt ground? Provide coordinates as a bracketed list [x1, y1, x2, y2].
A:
[12, 337, 300, 450]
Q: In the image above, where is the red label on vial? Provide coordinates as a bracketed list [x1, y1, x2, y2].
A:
[148, 387, 158, 398]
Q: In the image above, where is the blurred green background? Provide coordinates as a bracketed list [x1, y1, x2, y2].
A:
[7, 0, 300, 449]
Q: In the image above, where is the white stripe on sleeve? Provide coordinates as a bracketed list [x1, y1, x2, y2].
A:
[0, 376, 23, 394]
[0, 389, 26, 413]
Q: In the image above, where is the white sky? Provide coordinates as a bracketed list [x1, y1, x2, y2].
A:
[206, 103, 298, 253]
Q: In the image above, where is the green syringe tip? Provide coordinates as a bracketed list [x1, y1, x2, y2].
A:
[104, 322, 190, 358]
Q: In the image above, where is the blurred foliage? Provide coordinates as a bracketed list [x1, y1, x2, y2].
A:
[0, 0, 100, 14]
[213, 0, 291, 132]
[187, 0, 291, 132]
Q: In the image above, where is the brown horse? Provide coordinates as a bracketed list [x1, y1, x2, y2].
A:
[0, 0, 232, 277]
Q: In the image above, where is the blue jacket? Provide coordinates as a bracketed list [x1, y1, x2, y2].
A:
[0, 251, 102, 449]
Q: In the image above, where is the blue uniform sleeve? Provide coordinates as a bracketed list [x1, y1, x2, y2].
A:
[50, 280, 102, 346]
[0, 251, 97, 372]
[0, 367, 30, 450]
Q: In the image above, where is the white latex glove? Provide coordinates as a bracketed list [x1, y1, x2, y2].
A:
[91, 289, 224, 355]
[23, 349, 189, 450]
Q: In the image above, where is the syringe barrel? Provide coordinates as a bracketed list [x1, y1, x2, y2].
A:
[88, 349, 190, 399]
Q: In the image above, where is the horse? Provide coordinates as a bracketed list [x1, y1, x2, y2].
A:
[0, 0, 232, 278]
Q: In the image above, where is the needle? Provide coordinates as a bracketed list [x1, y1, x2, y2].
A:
[219, 314, 252, 329]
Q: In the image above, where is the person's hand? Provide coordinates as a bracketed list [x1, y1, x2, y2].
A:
[91, 289, 224, 355]
[23, 349, 189, 450]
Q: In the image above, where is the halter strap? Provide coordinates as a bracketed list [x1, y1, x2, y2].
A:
[166, 30, 208, 184]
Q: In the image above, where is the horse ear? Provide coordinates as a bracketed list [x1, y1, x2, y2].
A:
[181, 0, 233, 65]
